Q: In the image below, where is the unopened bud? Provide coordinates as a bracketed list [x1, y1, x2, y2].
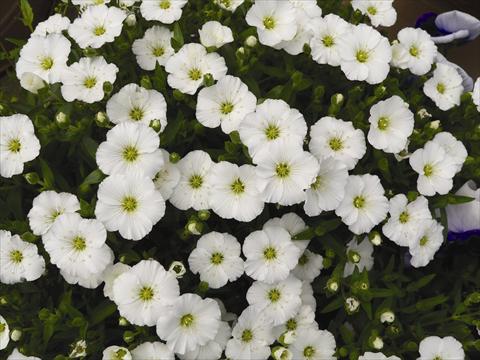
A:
[348, 250, 361, 263]
[326, 278, 339, 293]
[95, 111, 108, 126]
[125, 13, 136, 26]
[272, 346, 292, 360]
[245, 35, 257, 47]
[429, 120, 440, 129]
[371, 336, 384, 350]
[169, 261, 187, 278]
[380, 310, 395, 324]
[369, 231, 382, 246]
[24, 172, 40, 185]
[118, 317, 129, 326]
[203, 73, 215, 87]
[169, 152, 181, 163]
[149, 119, 162, 133]
[11, 329, 22, 341]
[55, 111, 68, 125]
[345, 296, 360, 314]
[198, 210, 210, 221]
[187, 220, 203, 235]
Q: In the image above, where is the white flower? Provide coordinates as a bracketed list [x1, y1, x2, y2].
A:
[153, 149, 181, 200]
[338, 24, 392, 84]
[391, 28, 437, 75]
[165, 43, 227, 95]
[16, 34, 70, 84]
[255, 143, 319, 206]
[179, 321, 231, 360]
[196, 75, 257, 134]
[446, 181, 480, 233]
[304, 157, 349, 217]
[288, 0, 322, 19]
[382, 194, 432, 247]
[96, 122, 164, 178]
[367, 95, 415, 153]
[131, 342, 174, 360]
[61, 56, 118, 103]
[351, 0, 397, 27]
[225, 306, 275, 360]
[132, 26, 174, 71]
[263, 212, 309, 253]
[239, 99, 307, 161]
[156, 293, 221, 355]
[43, 213, 113, 280]
[72, 0, 111, 5]
[409, 220, 444, 268]
[289, 328, 336, 360]
[343, 237, 374, 277]
[95, 173, 165, 240]
[0, 230, 45, 284]
[214, 0, 244, 12]
[140, 0, 187, 24]
[102, 262, 131, 300]
[246, 275, 302, 326]
[409, 141, 457, 196]
[32, 14, 70, 36]
[169, 150, 214, 211]
[102, 346, 131, 360]
[309, 116, 366, 170]
[7, 349, 41, 360]
[106, 83, 168, 130]
[0, 314, 10, 350]
[209, 162, 264, 222]
[245, 1, 297, 47]
[113, 259, 179, 326]
[61, 267, 106, 289]
[432, 132, 467, 173]
[0, 114, 40, 178]
[273, 305, 318, 341]
[417, 336, 465, 360]
[292, 250, 324, 282]
[360, 352, 400, 360]
[473, 77, 480, 111]
[243, 226, 301, 284]
[423, 63, 463, 111]
[188, 231, 244, 289]
[28, 191, 80, 236]
[199, 21, 234, 48]
[310, 14, 351, 66]
[19, 72, 45, 94]
[69, 5, 126, 49]
[336, 174, 389, 235]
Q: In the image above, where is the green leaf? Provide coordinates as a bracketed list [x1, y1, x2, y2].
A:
[19, 0, 34, 32]
[39, 158, 55, 189]
[79, 169, 105, 188]
[89, 300, 117, 326]
[315, 218, 341, 236]
[406, 274, 436, 292]
[292, 227, 315, 241]
[321, 296, 343, 313]
[171, 22, 184, 51]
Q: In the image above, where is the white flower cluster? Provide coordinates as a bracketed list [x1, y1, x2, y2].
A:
[1, 0, 477, 359]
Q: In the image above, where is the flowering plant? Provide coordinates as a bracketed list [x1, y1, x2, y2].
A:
[1, 0, 480, 359]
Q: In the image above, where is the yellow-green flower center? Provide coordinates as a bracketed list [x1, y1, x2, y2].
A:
[265, 124, 280, 140]
[436, 83, 446, 94]
[159, 0, 171, 9]
[423, 164, 434, 177]
[152, 46, 165, 57]
[72, 236, 87, 251]
[138, 286, 154, 301]
[329, 137, 343, 151]
[210, 252, 224, 265]
[50, 209, 63, 221]
[263, 16, 275, 30]
[93, 26, 106, 36]
[113, 349, 128, 360]
[356, 49, 369, 63]
[409, 45, 420, 57]
[8, 138, 22, 153]
[353, 196, 365, 209]
[311, 176, 322, 190]
[367, 6, 377, 15]
[286, 318, 297, 331]
[188, 67, 202, 81]
[399, 211, 410, 224]
[40, 56, 54, 70]
[189, 174, 203, 189]
[275, 162, 290, 178]
[377, 116, 390, 131]
[263, 246, 277, 260]
[83, 76, 97, 89]
[122, 145, 139, 162]
[322, 35, 335, 47]
[241, 329, 253, 343]
[220, 102, 234, 115]
[348, 250, 361, 263]
[268, 288, 281, 303]
[121, 196, 138, 213]
[180, 313, 194, 327]
[419, 236, 428, 246]
[10, 250, 23, 263]
[303, 346, 316, 358]
[230, 178, 245, 194]
[129, 107, 144, 121]
[0, 323, 5, 333]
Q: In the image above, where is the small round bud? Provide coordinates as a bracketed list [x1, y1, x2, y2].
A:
[198, 210, 210, 221]
[149, 119, 162, 133]
[429, 120, 440, 129]
[55, 111, 68, 125]
[24, 172, 40, 185]
[123, 331, 135, 343]
[369, 231, 382, 246]
[347, 250, 361, 263]
[326, 278, 339, 293]
[332, 93, 344, 106]
[279, 330, 296, 345]
[272, 346, 292, 360]
[203, 73, 215, 87]
[371, 336, 384, 350]
[245, 35, 257, 47]
[103, 81, 113, 95]
[95, 111, 108, 126]
[380, 310, 395, 324]
[11, 329, 22, 341]
[344, 296, 360, 314]
[118, 317, 129, 326]
[168, 261, 187, 278]
[169, 152, 181, 163]
[0, 297, 7, 305]
[125, 13, 136, 26]
[187, 220, 203, 235]
[338, 347, 349, 357]
[322, 257, 332, 269]
[83, 47, 98, 57]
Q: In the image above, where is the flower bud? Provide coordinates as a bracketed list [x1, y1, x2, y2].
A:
[123, 331, 135, 343]
[371, 336, 384, 350]
[344, 296, 360, 314]
[417, 108, 432, 119]
[429, 120, 441, 129]
[380, 310, 395, 324]
[24, 172, 40, 185]
[125, 13, 136, 26]
[272, 346, 292, 360]
[245, 35, 258, 47]
[69, 340, 87, 358]
[203, 73, 215, 87]
[322, 257, 332, 269]
[103, 81, 113, 95]
[198, 210, 210, 221]
[149, 119, 162, 133]
[118, 317, 129, 326]
[55, 111, 68, 126]
[369, 231, 382, 246]
[326, 278, 339, 293]
[10, 329, 22, 341]
[347, 250, 361, 263]
[95, 111, 108, 126]
[187, 220, 203, 235]
[168, 261, 187, 278]
[278, 330, 296, 345]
